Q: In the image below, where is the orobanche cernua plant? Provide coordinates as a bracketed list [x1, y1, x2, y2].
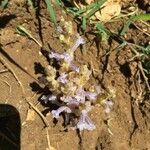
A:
[40, 21, 115, 131]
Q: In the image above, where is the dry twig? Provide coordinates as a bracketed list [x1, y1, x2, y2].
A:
[0, 55, 25, 94]
[141, 20, 150, 28]
[0, 69, 8, 73]
[0, 78, 12, 103]
[25, 97, 49, 127]
[128, 45, 150, 91]
[135, 70, 144, 104]
[133, 23, 150, 37]
[24, 95, 55, 149]
[46, 128, 51, 150]
[138, 62, 150, 91]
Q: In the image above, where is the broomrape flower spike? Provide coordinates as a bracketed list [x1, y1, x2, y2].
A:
[41, 32, 114, 131]
[77, 110, 96, 131]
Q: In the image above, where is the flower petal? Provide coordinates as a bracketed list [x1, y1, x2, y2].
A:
[85, 91, 98, 100]
[70, 64, 80, 72]
[51, 106, 72, 119]
[63, 52, 74, 64]
[76, 110, 95, 131]
[49, 52, 64, 60]
[41, 94, 57, 104]
[75, 88, 86, 103]
[57, 73, 68, 84]
[104, 100, 113, 113]
[71, 35, 85, 52]
[66, 99, 80, 105]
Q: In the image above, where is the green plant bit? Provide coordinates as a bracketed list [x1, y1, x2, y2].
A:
[140, 45, 150, 75]
[65, 1, 97, 17]
[45, 0, 57, 27]
[0, 0, 8, 9]
[105, 41, 127, 56]
[54, 0, 60, 6]
[66, 0, 107, 31]
[76, 2, 98, 15]
[27, 0, 34, 9]
[120, 14, 150, 36]
[95, 22, 109, 41]
[74, 0, 106, 17]
[81, 17, 87, 31]
[84, 0, 107, 19]
[128, 45, 150, 91]
[81, 0, 107, 31]
[16, 25, 42, 47]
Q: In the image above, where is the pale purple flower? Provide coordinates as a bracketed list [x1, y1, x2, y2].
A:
[70, 64, 80, 72]
[85, 92, 98, 101]
[61, 96, 80, 105]
[51, 106, 72, 119]
[57, 73, 68, 84]
[75, 88, 86, 103]
[49, 51, 73, 64]
[71, 36, 85, 52]
[66, 99, 80, 105]
[76, 110, 96, 131]
[41, 94, 57, 104]
[63, 52, 73, 64]
[103, 100, 113, 113]
[49, 52, 64, 60]
[61, 95, 73, 102]
[74, 89, 98, 103]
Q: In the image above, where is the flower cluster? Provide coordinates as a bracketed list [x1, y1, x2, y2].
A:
[41, 35, 114, 131]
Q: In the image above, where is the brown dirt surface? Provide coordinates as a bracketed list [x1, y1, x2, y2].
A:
[0, 0, 150, 150]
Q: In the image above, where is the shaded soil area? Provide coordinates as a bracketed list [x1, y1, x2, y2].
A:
[0, 0, 150, 150]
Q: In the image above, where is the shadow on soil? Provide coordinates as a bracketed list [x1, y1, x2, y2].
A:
[0, 104, 20, 150]
[0, 14, 16, 28]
